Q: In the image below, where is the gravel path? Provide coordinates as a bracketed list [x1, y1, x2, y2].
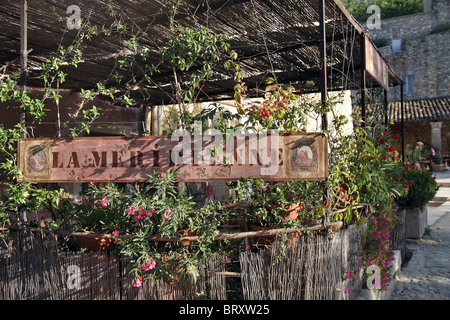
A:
[391, 212, 450, 300]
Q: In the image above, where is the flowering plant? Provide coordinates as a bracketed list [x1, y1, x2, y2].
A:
[67, 171, 232, 284]
[348, 205, 402, 292]
[236, 80, 330, 133]
[70, 171, 195, 238]
[230, 177, 325, 228]
[404, 168, 438, 208]
[403, 142, 439, 208]
[330, 127, 408, 219]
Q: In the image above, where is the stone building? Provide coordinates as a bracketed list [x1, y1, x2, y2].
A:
[364, 0, 450, 168]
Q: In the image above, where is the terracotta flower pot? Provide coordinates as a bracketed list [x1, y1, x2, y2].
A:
[176, 230, 198, 246]
[73, 233, 116, 252]
[266, 203, 302, 221]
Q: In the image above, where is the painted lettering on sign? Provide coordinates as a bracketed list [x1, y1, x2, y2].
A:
[18, 133, 328, 183]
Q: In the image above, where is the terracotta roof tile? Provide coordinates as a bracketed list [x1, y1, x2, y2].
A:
[389, 96, 450, 122]
[354, 96, 450, 123]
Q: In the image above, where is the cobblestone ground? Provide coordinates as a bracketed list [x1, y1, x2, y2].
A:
[391, 212, 450, 300]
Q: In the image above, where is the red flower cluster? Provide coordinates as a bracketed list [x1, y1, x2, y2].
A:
[377, 130, 400, 162]
[203, 185, 214, 199]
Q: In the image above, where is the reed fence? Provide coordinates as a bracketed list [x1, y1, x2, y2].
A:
[0, 223, 373, 300]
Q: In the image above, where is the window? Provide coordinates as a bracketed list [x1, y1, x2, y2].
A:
[392, 39, 402, 52]
[402, 76, 413, 93]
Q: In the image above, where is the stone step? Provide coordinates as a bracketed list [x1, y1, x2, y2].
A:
[429, 201, 446, 207]
[432, 196, 449, 202]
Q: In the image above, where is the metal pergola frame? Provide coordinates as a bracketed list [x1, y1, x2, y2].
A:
[2, 0, 405, 160]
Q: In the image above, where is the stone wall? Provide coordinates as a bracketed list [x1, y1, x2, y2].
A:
[381, 31, 450, 101]
[364, 0, 450, 101]
[389, 119, 450, 157]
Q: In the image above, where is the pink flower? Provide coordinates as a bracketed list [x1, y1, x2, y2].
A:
[140, 259, 156, 271]
[225, 257, 231, 263]
[146, 208, 155, 217]
[100, 197, 108, 207]
[417, 142, 424, 146]
[139, 263, 148, 271]
[133, 277, 143, 288]
[431, 148, 436, 156]
[164, 208, 171, 220]
[88, 181, 94, 187]
[127, 206, 135, 216]
[137, 207, 147, 218]
[246, 245, 250, 249]
[112, 230, 120, 237]
[415, 163, 421, 169]
[309, 205, 314, 210]
[135, 214, 143, 220]
[345, 288, 351, 294]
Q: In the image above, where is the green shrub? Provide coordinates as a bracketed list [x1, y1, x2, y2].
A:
[405, 168, 439, 208]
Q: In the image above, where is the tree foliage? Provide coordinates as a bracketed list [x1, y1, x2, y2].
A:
[342, 0, 424, 22]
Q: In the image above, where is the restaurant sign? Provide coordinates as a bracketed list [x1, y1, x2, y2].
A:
[18, 133, 328, 183]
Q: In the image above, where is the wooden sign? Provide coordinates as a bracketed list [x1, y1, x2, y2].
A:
[18, 133, 328, 183]
[365, 37, 389, 90]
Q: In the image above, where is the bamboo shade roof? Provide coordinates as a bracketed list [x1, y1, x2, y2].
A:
[0, 0, 403, 105]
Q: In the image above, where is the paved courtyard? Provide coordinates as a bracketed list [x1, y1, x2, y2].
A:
[391, 170, 450, 300]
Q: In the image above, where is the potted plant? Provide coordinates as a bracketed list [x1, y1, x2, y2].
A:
[403, 142, 439, 238]
[431, 146, 445, 172]
[404, 167, 438, 238]
[229, 177, 324, 246]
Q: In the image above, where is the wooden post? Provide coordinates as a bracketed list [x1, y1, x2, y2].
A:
[360, 33, 367, 128]
[19, 0, 28, 228]
[318, 0, 330, 205]
[384, 88, 389, 127]
[318, 0, 328, 131]
[400, 84, 405, 165]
